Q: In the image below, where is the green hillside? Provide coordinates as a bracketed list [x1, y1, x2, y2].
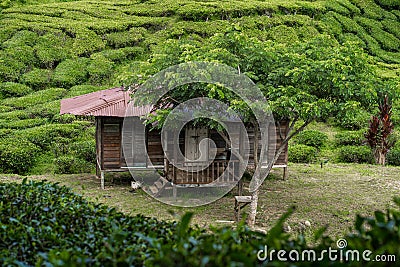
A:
[0, 0, 399, 174]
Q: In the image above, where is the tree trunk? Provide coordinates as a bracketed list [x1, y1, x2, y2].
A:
[247, 189, 259, 227]
[247, 118, 312, 227]
[374, 148, 385, 165]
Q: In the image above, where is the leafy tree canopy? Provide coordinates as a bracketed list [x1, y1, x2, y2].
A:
[121, 30, 383, 129]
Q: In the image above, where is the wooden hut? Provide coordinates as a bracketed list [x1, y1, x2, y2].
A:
[60, 87, 289, 191]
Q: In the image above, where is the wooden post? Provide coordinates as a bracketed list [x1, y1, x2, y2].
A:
[101, 171, 105, 190]
[283, 166, 288, 180]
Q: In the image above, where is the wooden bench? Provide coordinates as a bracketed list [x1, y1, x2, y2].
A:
[234, 196, 252, 222]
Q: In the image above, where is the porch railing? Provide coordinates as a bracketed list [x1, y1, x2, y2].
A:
[166, 160, 241, 185]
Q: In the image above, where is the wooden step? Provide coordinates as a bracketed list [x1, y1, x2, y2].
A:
[154, 181, 163, 189]
[234, 196, 252, 203]
[149, 185, 159, 195]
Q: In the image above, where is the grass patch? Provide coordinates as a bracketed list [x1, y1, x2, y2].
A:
[2, 163, 399, 237]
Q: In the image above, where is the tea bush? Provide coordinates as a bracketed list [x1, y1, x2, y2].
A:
[69, 140, 96, 164]
[387, 148, 400, 166]
[338, 145, 374, 163]
[0, 82, 32, 98]
[0, 139, 39, 174]
[53, 58, 90, 87]
[0, 180, 178, 265]
[53, 155, 93, 174]
[1, 88, 66, 108]
[294, 130, 328, 149]
[87, 55, 114, 85]
[34, 33, 71, 68]
[21, 68, 53, 89]
[12, 123, 83, 150]
[335, 130, 366, 146]
[288, 144, 318, 163]
[1, 180, 400, 266]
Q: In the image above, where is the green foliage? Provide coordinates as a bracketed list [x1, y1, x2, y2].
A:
[335, 130, 366, 146]
[12, 123, 84, 150]
[25, 100, 61, 119]
[0, 118, 48, 129]
[53, 58, 89, 87]
[0, 180, 177, 265]
[21, 68, 52, 89]
[288, 144, 318, 163]
[336, 104, 371, 130]
[0, 88, 66, 108]
[387, 148, 400, 166]
[0, 139, 39, 174]
[294, 130, 328, 148]
[268, 25, 298, 43]
[382, 19, 400, 39]
[375, 0, 400, 8]
[70, 27, 105, 56]
[34, 33, 72, 68]
[338, 145, 374, 163]
[0, 82, 32, 98]
[0, 110, 29, 121]
[2, 180, 400, 266]
[53, 155, 93, 174]
[87, 55, 114, 84]
[1, 30, 38, 47]
[105, 27, 147, 48]
[65, 85, 104, 98]
[69, 140, 96, 164]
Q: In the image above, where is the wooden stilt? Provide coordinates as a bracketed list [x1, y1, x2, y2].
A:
[101, 171, 105, 190]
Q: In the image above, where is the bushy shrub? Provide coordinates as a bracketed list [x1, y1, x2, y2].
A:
[2, 180, 400, 266]
[387, 148, 400, 166]
[26, 100, 61, 119]
[105, 27, 147, 48]
[21, 68, 52, 89]
[335, 130, 366, 146]
[53, 155, 93, 174]
[34, 33, 71, 68]
[0, 46, 32, 81]
[288, 144, 317, 163]
[0, 82, 32, 98]
[0, 128, 11, 138]
[336, 107, 371, 130]
[52, 58, 89, 87]
[1, 88, 66, 108]
[71, 27, 105, 56]
[87, 55, 114, 84]
[294, 130, 328, 149]
[0, 110, 29, 120]
[0, 139, 39, 174]
[12, 123, 83, 149]
[338, 145, 374, 163]
[0, 118, 48, 129]
[98, 47, 145, 62]
[2, 30, 38, 48]
[69, 140, 96, 163]
[268, 25, 298, 43]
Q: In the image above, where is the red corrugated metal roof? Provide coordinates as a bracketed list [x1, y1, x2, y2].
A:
[60, 87, 152, 117]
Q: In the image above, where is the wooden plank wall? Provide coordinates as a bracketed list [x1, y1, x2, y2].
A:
[102, 117, 123, 169]
[247, 121, 289, 167]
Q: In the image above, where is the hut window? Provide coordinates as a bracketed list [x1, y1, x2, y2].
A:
[104, 124, 120, 133]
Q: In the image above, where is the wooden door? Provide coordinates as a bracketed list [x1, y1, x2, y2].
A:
[185, 127, 208, 166]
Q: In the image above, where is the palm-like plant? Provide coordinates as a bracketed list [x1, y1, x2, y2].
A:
[365, 95, 395, 165]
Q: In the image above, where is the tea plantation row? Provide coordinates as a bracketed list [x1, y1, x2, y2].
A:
[0, 0, 399, 174]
